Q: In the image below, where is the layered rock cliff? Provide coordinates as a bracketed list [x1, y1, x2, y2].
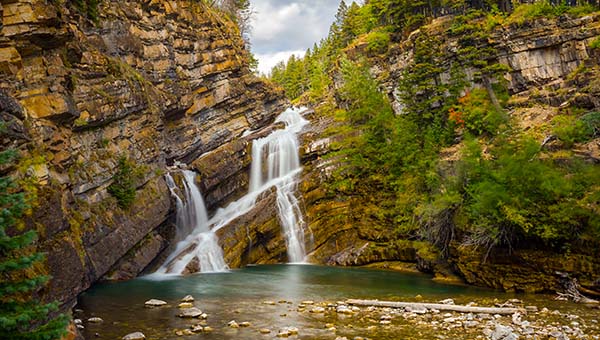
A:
[294, 13, 600, 293]
[0, 0, 286, 307]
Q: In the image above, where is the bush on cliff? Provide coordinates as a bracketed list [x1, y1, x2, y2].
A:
[107, 156, 137, 209]
[0, 129, 68, 339]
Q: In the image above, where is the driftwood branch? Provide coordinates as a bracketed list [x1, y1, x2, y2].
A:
[346, 299, 523, 315]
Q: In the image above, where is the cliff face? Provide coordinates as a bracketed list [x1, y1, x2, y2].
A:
[0, 0, 286, 306]
[295, 14, 600, 292]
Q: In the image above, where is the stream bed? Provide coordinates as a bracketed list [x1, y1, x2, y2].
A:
[76, 265, 600, 339]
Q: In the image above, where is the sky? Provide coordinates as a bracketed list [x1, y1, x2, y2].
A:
[249, 0, 343, 75]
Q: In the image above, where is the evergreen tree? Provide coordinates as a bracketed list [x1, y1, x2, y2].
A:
[0, 137, 68, 340]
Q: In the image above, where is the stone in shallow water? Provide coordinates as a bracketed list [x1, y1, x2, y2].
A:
[491, 324, 518, 340]
[259, 328, 271, 334]
[178, 307, 203, 318]
[191, 324, 204, 333]
[87, 317, 103, 323]
[181, 295, 194, 302]
[240, 322, 251, 327]
[144, 299, 167, 307]
[178, 302, 194, 308]
[311, 307, 325, 313]
[122, 332, 145, 340]
[228, 320, 239, 328]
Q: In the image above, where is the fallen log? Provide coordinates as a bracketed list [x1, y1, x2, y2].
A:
[346, 299, 523, 315]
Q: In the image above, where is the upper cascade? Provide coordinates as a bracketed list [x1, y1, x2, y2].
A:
[249, 108, 310, 262]
[157, 107, 309, 275]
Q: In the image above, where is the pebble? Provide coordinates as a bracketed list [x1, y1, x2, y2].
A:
[263, 301, 276, 305]
[380, 320, 391, 325]
[178, 302, 194, 309]
[525, 306, 538, 312]
[302, 300, 315, 305]
[178, 307, 203, 318]
[87, 317, 103, 323]
[337, 306, 353, 314]
[311, 307, 326, 313]
[203, 326, 214, 332]
[228, 320, 239, 328]
[181, 295, 194, 302]
[259, 328, 271, 334]
[325, 323, 335, 328]
[191, 325, 204, 333]
[440, 298, 455, 305]
[240, 322, 251, 327]
[122, 332, 145, 340]
[201, 313, 208, 319]
[335, 337, 348, 340]
[144, 299, 167, 307]
[74, 319, 82, 325]
[277, 329, 291, 337]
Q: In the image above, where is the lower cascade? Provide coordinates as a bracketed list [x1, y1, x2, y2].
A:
[158, 170, 228, 274]
[158, 107, 309, 275]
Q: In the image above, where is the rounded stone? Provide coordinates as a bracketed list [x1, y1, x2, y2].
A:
[181, 295, 195, 302]
[144, 299, 167, 307]
[122, 332, 145, 340]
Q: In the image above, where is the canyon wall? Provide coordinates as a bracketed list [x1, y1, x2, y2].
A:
[0, 0, 286, 307]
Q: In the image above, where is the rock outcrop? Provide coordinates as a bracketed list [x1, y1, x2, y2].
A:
[0, 0, 286, 307]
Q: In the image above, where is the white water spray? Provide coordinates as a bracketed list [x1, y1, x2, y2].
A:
[158, 107, 309, 275]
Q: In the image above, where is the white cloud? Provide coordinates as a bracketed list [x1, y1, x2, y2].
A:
[249, 0, 340, 55]
[255, 50, 306, 75]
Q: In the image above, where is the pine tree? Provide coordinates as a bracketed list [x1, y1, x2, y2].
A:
[0, 136, 68, 340]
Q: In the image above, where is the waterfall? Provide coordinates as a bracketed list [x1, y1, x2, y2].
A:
[157, 107, 309, 275]
[157, 170, 228, 274]
[249, 108, 309, 262]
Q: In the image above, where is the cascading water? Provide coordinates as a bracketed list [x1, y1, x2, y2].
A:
[157, 170, 228, 274]
[158, 107, 309, 275]
[249, 109, 309, 262]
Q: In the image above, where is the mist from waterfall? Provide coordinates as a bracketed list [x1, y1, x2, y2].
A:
[156, 107, 309, 276]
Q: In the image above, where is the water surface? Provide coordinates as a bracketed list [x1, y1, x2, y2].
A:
[77, 265, 599, 339]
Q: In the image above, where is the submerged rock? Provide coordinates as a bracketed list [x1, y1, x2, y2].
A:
[228, 320, 239, 328]
[144, 299, 167, 307]
[122, 332, 145, 340]
[178, 307, 203, 318]
[87, 317, 103, 323]
[178, 302, 194, 309]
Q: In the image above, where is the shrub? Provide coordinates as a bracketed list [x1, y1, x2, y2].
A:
[108, 156, 137, 209]
[449, 89, 506, 136]
[365, 30, 390, 55]
[552, 113, 596, 147]
[591, 37, 600, 50]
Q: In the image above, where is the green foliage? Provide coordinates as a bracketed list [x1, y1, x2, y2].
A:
[591, 37, 600, 50]
[552, 113, 597, 147]
[365, 30, 391, 55]
[0, 146, 68, 339]
[454, 135, 600, 251]
[70, 0, 100, 22]
[107, 156, 137, 209]
[449, 89, 507, 136]
[505, 1, 597, 26]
